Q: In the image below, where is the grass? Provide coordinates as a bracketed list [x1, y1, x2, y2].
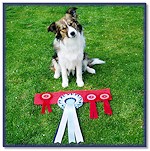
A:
[4, 4, 145, 146]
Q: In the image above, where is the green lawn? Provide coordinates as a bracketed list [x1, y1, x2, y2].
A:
[4, 4, 145, 146]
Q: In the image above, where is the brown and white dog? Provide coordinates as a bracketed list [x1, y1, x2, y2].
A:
[48, 7, 105, 88]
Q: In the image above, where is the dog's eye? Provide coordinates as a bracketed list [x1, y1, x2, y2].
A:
[68, 22, 73, 26]
[62, 26, 66, 30]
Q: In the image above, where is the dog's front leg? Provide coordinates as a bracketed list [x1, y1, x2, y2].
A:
[52, 59, 61, 79]
[76, 61, 84, 87]
[61, 66, 69, 88]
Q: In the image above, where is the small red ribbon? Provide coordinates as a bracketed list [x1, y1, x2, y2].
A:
[40, 93, 52, 114]
[86, 94, 98, 119]
[103, 100, 112, 115]
[90, 101, 98, 119]
[100, 93, 112, 115]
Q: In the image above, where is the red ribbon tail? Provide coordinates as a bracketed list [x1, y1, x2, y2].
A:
[41, 104, 46, 114]
[103, 100, 112, 115]
[90, 101, 98, 119]
[47, 105, 52, 113]
[41, 101, 52, 114]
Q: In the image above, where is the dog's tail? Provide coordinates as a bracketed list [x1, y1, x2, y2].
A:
[83, 53, 105, 74]
[86, 58, 105, 74]
[83, 52, 105, 67]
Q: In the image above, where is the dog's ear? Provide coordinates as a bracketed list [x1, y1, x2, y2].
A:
[66, 7, 78, 17]
[77, 24, 82, 33]
[47, 22, 57, 33]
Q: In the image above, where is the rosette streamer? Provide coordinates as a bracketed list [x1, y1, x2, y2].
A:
[54, 93, 84, 144]
[100, 93, 112, 115]
[86, 94, 98, 119]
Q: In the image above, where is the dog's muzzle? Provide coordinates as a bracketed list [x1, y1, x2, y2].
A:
[67, 25, 77, 38]
[63, 19, 77, 38]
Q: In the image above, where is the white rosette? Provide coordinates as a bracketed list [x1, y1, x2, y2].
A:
[58, 93, 83, 109]
[54, 93, 84, 144]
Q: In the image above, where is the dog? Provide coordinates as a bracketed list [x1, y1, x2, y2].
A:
[48, 7, 105, 88]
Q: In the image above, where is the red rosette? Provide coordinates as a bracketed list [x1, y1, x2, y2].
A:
[40, 92, 52, 100]
[86, 94, 98, 119]
[86, 94, 97, 101]
[40, 92, 52, 114]
[99, 93, 112, 115]
[100, 93, 110, 100]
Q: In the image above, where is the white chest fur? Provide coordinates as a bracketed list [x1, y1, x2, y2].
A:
[54, 32, 85, 71]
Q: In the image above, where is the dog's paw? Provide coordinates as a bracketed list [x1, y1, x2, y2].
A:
[77, 80, 84, 87]
[62, 82, 68, 88]
[54, 73, 60, 79]
[87, 67, 96, 74]
[90, 69, 96, 74]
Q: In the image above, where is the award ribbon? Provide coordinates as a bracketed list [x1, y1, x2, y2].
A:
[86, 94, 98, 119]
[34, 88, 113, 118]
[100, 93, 112, 115]
[54, 93, 84, 144]
[40, 93, 52, 114]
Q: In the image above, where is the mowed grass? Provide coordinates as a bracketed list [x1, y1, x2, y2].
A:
[4, 4, 145, 146]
